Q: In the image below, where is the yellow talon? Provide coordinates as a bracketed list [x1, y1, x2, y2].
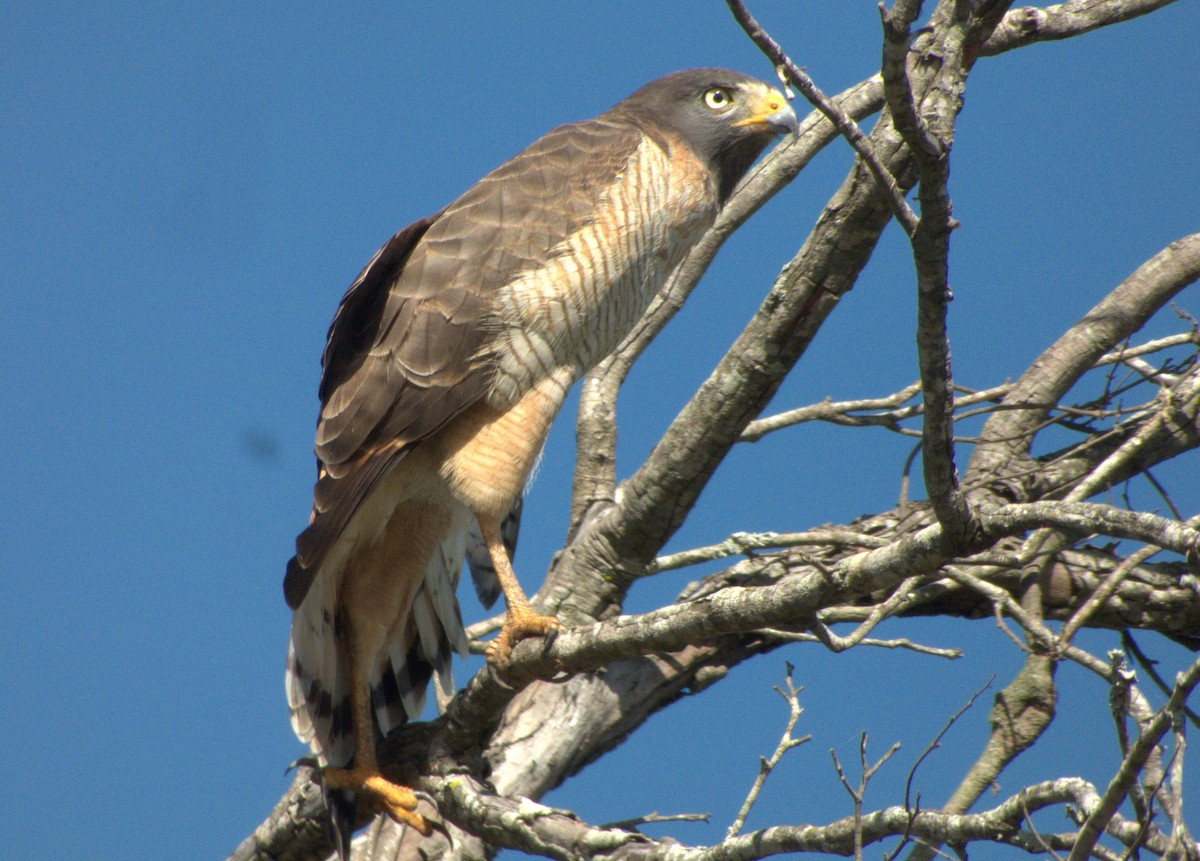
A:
[323, 767, 431, 835]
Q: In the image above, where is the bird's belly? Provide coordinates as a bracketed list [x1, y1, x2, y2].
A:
[433, 370, 570, 520]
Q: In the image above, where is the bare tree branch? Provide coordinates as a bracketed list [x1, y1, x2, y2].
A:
[726, 665, 810, 838]
[1069, 656, 1200, 861]
[881, 0, 996, 540]
[981, 0, 1184, 55]
[967, 234, 1200, 491]
[726, 0, 918, 232]
[423, 773, 1171, 861]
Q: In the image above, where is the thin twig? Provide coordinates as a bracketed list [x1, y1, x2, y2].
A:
[647, 529, 885, 574]
[727, 664, 811, 838]
[740, 383, 923, 440]
[746, 333, 1198, 444]
[599, 811, 711, 831]
[761, 628, 961, 659]
[725, 0, 919, 233]
[941, 566, 1113, 679]
[1019, 799, 1065, 861]
[904, 676, 994, 811]
[808, 576, 923, 651]
[831, 734, 902, 861]
[1060, 544, 1162, 644]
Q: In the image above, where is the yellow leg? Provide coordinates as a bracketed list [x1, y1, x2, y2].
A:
[478, 515, 560, 664]
[322, 666, 431, 835]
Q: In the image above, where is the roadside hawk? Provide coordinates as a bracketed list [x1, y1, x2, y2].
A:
[283, 68, 798, 855]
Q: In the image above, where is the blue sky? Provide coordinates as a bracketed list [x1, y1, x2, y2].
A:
[4, 3, 1199, 859]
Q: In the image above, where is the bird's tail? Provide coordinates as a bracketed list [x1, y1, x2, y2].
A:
[325, 786, 357, 861]
[285, 510, 474, 859]
[286, 557, 358, 859]
[463, 498, 522, 610]
[369, 521, 470, 735]
[286, 553, 354, 767]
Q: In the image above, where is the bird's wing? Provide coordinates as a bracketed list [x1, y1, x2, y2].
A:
[284, 116, 644, 610]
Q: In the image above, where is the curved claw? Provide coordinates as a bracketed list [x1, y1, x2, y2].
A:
[486, 605, 561, 665]
[286, 754, 322, 775]
[323, 767, 433, 836]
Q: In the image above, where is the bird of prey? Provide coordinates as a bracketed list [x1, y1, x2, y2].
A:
[283, 68, 798, 853]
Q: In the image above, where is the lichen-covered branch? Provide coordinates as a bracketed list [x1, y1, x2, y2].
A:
[423, 773, 1176, 861]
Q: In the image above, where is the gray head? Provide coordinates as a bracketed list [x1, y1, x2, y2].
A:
[608, 68, 799, 202]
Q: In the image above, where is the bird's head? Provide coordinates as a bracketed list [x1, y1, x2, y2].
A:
[612, 68, 799, 202]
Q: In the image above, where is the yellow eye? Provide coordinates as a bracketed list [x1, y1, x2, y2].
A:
[703, 87, 732, 110]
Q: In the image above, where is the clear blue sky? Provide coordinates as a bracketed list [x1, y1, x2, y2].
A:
[4, 4, 1199, 859]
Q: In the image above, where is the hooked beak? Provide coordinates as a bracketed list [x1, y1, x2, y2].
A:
[733, 86, 799, 136]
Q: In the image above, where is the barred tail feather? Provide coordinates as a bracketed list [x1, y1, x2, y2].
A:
[371, 520, 469, 736]
[326, 790, 357, 861]
[286, 563, 353, 769]
[465, 497, 522, 609]
[427, 526, 470, 712]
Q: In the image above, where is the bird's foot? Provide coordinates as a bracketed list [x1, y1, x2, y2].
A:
[486, 604, 560, 665]
[322, 767, 432, 835]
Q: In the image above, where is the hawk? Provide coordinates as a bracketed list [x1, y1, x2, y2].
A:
[283, 68, 798, 854]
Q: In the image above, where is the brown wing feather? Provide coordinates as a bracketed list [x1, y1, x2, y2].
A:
[285, 116, 644, 610]
[319, 213, 443, 403]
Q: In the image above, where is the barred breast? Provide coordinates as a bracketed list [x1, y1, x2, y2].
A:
[487, 135, 717, 407]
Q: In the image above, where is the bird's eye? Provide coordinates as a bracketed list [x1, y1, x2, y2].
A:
[703, 87, 732, 111]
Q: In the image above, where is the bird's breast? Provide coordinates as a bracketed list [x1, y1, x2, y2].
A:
[488, 137, 716, 405]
